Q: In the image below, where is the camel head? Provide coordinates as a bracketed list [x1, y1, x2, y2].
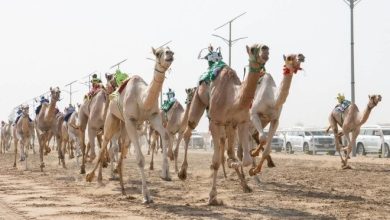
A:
[246, 44, 269, 66]
[185, 87, 197, 105]
[152, 46, 174, 71]
[20, 104, 30, 117]
[49, 86, 61, 102]
[368, 94, 382, 109]
[105, 72, 116, 93]
[283, 53, 305, 75]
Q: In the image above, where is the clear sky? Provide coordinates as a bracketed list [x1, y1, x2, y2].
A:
[1, 0, 389, 132]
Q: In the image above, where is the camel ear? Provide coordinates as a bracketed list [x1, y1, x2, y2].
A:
[152, 47, 157, 55]
[246, 45, 251, 55]
[368, 95, 371, 99]
[378, 95, 382, 101]
[50, 87, 53, 91]
[283, 55, 287, 61]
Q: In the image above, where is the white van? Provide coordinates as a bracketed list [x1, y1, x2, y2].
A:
[284, 127, 335, 155]
[356, 125, 390, 157]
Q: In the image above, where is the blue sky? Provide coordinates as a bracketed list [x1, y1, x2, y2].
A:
[1, 0, 389, 131]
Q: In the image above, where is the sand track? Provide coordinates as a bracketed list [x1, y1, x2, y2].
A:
[0, 148, 389, 219]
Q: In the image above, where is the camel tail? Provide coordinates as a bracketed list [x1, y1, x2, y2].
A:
[326, 125, 331, 133]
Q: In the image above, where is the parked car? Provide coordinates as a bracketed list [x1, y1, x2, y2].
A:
[189, 131, 205, 149]
[356, 125, 390, 157]
[284, 127, 335, 155]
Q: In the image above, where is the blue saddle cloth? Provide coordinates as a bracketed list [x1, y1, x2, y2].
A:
[335, 100, 351, 113]
[64, 110, 74, 122]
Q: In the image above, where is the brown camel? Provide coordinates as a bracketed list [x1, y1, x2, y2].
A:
[35, 87, 61, 171]
[13, 105, 33, 170]
[86, 46, 174, 204]
[206, 44, 269, 205]
[77, 86, 108, 174]
[249, 53, 305, 176]
[1, 120, 12, 153]
[327, 95, 382, 169]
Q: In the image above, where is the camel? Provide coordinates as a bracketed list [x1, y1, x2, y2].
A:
[327, 95, 382, 168]
[1, 121, 12, 153]
[35, 87, 61, 171]
[77, 86, 108, 174]
[86, 46, 174, 204]
[205, 44, 269, 205]
[51, 110, 65, 167]
[148, 87, 196, 172]
[249, 53, 305, 176]
[13, 105, 33, 170]
[62, 108, 83, 166]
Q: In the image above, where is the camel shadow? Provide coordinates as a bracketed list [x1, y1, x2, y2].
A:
[263, 181, 364, 202]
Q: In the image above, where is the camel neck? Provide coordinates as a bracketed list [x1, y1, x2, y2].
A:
[46, 98, 57, 119]
[236, 71, 263, 109]
[143, 64, 166, 110]
[358, 105, 373, 126]
[274, 74, 293, 110]
[21, 116, 30, 133]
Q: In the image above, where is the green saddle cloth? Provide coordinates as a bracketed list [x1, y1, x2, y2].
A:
[198, 61, 227, 84]
[161, 100, 175, 112]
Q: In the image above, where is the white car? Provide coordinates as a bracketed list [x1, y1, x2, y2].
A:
[284, 127, 335, 155]
[356, 125, 390, 157]
[189, 131, 205, 149]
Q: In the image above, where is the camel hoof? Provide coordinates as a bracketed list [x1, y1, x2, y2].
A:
[208, 198, 223, 206]
[80, 168, 86, 174]
[250, 148, 260, 157]
[149, 164, 154, 170]
[69, 154, 74, 159]
[243, 185, 253, 193]
[342, 165, 352, 170]
[108, 176, 119, 181]
[168, 150, 174, 161]
[142, 198, 154, 204]
[161, 176, 172, 181]
[86, 172, 95, 182]
[102, 161, 108, 168]
[178, 169, 187, 180]
[13, 163, 16, 168]
[249, 167, 258, 177]
[267, 160, 276, 168]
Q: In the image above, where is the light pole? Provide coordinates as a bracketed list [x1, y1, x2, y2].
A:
[343, 0, 362, 156]
[212, 12, 248, 67]
[65, 80, 77, 105]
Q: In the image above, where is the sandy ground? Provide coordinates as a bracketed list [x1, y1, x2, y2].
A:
[0, 147, 389, 220]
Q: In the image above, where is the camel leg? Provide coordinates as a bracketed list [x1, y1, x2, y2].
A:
[13, 134, 18, 168]
[86, 114, 119, 183]
[174, 132, 184, 173]
[57, 134, 66, 168]
[342, 131, 356, 169]
[234, 123, 252, 191]
[124, 118, 152, 203]
[178, 86, 208, 180]
[251, 131, 275, 168]
[23, 140, 28, 171]
[149, 133, 156, 170]
[87, 128, 98, 162]
[249, 120, 278, 176]
[208, 122, 223, 205]
[150, 114, 171, 181]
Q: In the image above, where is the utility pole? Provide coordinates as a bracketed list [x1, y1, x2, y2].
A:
[110, 59, 127, 70]
[343, 0, 362, 156]
[80, 70, 97, 91]
[65, 80, 77, 105]
[212, 12, 248, 67]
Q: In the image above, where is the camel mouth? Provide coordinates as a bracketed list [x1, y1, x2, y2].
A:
[165, 57, 174, 62]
